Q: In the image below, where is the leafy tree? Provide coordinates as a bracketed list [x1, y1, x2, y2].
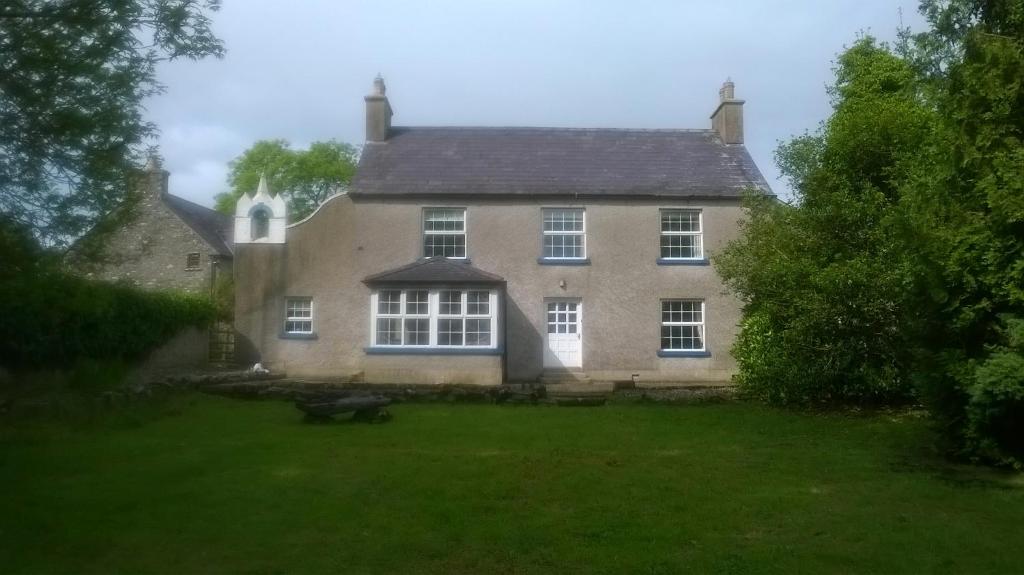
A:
[900, 0, 1024, 466]
[721, 1, 1024, 466]
[715, 38, 935, 406]
[214, 139, 359, 221]
[0, 0, 224, 249]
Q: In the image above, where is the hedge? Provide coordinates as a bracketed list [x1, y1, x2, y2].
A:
[0, 272, 217, 369]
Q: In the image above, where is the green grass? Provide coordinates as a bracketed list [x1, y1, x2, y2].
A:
[1, 395, 1021, 574]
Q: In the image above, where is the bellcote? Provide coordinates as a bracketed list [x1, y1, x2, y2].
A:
[234, 174, 287, 244]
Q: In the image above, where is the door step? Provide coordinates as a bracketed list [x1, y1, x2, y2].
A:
[539, 369, 591, 385]
[544, 381, 614, 395]
[544, 381, 612, 406]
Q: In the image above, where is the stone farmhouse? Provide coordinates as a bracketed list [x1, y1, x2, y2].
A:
[84, 156, 233, 294]
[77, 158, 236, 366]
[231, 77, 771, 385]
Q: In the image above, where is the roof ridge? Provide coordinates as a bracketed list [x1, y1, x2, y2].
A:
[391, 126, 716, 134]
[162, 192, 225, 217]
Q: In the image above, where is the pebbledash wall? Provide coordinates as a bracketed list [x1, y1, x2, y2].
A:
[234, 194, 744, 385]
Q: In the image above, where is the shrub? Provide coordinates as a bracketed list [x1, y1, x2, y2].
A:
[732, 308, 908, 407]
[0, 272, 216, 370]
[963, 317, 1024, 468]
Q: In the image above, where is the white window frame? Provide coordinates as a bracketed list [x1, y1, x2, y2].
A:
[660, 299, 705, 352]
[185, 252, 201, 271]
[284, 297, 314, 335]
[422, 208, 468, 259]
[369, 288, 498, 349]
[541, 208, 587, 260]
[660, 209, 703, 260]
[401, 289, 431, 346]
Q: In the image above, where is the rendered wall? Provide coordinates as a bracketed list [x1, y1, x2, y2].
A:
[234, 195, 746, 384]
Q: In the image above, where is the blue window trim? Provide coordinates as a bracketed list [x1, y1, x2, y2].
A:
[537, 258, 591, 266]
[657, 349, 711, 358]
[656, 258, 709, 266]
[280, 332, 318, 340]
[364, 346, 504, 356]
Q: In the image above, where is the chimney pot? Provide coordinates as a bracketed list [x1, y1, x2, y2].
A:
[721, 78, 735, 100]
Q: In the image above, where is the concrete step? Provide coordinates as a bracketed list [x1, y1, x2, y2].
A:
[544, 381, 614, 397]
[539, 369, 592, 385]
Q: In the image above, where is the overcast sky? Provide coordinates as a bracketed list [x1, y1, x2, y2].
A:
[146, 1, 926, 207]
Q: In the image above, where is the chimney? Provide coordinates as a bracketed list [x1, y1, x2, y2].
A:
[364, 75, 393, 142]
[710, 79, 744, 144]
[143, 152, 169, 196]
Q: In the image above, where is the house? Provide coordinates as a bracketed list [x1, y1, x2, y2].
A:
[82, 156, 234, 294]
[232, 77, 771, 385]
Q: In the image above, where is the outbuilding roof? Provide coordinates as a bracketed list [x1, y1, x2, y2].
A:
[162, 193, 233, 257]
[363, 257, 505, 286]
[351, 126, 771, 198]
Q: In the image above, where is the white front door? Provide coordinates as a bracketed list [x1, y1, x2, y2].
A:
[544, 300, 582, 368]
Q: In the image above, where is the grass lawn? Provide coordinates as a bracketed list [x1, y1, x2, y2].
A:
[1, 395, 1022, 574]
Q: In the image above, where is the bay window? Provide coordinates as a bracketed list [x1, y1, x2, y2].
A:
[371, 288, 497, 349]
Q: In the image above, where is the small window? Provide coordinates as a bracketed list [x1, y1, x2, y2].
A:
[660, 210, 703, 260]
[185, 252, 201, 270]
[661, 300, 705, 351]
[284, 297, 313, 334]
[423, 208, 466, 258]
[542, 209, 586, 259]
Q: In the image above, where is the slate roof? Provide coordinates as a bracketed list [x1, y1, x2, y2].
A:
[363, 257, 505, 285]
[162, 193, 233, 257]
[351, 127, 771, 198]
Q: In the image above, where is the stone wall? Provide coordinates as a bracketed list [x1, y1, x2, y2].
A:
[82, 166, 228, 295]
[127, 326, 211, 384]
[86, 191, 220, 293]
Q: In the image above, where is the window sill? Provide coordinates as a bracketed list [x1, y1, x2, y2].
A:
[537, 258, 591, 266]
[423, 257, 471, 263]
[280, 332, 318, 340]
[657, 350, 711, 358]
[657, 258, 709, 266]
[364, 346, 503, 356]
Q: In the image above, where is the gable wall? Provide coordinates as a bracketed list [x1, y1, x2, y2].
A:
[234, 194, 745, 383]
[87, 193, 225, 294]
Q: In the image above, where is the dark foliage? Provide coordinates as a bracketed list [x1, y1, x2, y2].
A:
[0, 0, 224, 248]
[719, 0, 1024, 466]
[0, 271, 216, 369]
